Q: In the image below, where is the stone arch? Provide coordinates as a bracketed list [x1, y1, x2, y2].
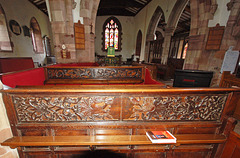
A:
[144, 6, 164, 62]
[166, 0, 189, 29]
[161, 0, 189, 64]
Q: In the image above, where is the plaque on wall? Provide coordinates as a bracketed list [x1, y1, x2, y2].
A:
[221, 46, 240, 74]
[74, 20, 85, 50]
[22, 25, 30, 37]
[205, 24, 224, 50]
[9, 20, 21, 35]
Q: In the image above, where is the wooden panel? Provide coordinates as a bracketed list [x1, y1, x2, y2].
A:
[132, 63, 157, 80]
[94, 129, 131, 135]
[122, 94, 227, 121]
[221, 131, 240, 158]
[219, 71, 240, 120]
[24, 152, 52, 158]
[45, 66, 144, 84]
[1, 86, 240, 158]
[12, 95, 120, 122]
[176, 127, 217, 134]
[54, 129, 89, 136]
[134, 152, 166, 158]
[20, 129, 47, 136]
[205, 24, 225, 50]
[74, 20, 85, 50]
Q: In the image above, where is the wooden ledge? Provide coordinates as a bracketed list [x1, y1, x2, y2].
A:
[1, 134, 226, 149]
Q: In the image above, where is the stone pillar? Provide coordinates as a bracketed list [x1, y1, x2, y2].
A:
[144, 34, 154, 62]
[48, 0, 77, 63]
[161, 27, 175, 65]
[76, 0, 100, 63]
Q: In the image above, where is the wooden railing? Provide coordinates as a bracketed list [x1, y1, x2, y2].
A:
[44, 66, 145, 85]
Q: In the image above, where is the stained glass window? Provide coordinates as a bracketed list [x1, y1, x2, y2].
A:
[103, 17, 121, 51]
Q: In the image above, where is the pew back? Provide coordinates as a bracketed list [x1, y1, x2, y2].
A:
[1, 86, 239, 158]
[44, 66, 163, 85]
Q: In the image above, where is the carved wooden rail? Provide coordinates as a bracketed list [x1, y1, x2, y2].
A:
[44, 66, 145, 85]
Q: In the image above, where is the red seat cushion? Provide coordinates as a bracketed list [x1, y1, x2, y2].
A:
[1, 68, 45, 88]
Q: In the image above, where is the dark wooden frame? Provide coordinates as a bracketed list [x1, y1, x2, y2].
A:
[9, 20, 21, 35]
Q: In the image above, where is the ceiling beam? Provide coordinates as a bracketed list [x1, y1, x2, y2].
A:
[28, 0, 48, 15]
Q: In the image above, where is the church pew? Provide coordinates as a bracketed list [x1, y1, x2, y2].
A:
[219, 71, 240, 119]
[1, 86, 239, 158]
[0, 66, 165, 88]
[44, 66, 164, 85]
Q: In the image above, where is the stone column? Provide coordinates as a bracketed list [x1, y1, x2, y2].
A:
[48, 0, 77, 63]
[161, 27, 175, 65]
[76, 0, 99, 62]
[144, 34, 154, 62]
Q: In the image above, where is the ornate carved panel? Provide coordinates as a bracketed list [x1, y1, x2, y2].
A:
[123, 94, 228, 121]
[12, 95, 118, 122]
[47, 67, 143, 80]
[11, 93, 228, 122]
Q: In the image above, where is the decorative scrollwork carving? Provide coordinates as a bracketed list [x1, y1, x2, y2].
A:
[13, 96, 116, 122]
[126, 94, 227, 121]
[47, 67, 142, 80]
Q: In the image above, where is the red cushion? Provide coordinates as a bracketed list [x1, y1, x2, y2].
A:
[1, 68, 45, 88]
[144, 68, 165, 85]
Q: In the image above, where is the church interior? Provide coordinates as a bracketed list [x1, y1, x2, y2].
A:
[0, 0, 240, 157]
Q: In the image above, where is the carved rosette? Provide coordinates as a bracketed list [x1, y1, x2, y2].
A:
[126, 94, 227, 121]
[13, 96, 116, 122]
[47, 68, 142, 80]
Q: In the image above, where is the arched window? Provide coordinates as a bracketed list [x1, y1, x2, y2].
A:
[0, 4, 12, 51]
[102, 17, 122, 51]
[30, 17, 43, 53]
[135, 30, 142, 57]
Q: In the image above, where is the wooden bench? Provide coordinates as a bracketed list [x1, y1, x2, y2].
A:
[1, 85, 239, 157]
[2, 134, 226, 149]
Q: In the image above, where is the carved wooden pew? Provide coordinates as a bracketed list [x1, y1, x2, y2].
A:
[44, 66, 163, 85]
[1, 85, 239, 158]
[219, 71, 240, 120]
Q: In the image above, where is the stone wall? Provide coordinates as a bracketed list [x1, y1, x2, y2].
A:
[183, 0, 240, 86]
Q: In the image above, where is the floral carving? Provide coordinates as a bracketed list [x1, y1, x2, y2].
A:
[127, 94, 227, 121]
[13, 96, 116, 122]
[47, 67, 142, 80]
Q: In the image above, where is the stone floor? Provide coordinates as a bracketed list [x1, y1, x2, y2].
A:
[159, 79, 174, 87]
